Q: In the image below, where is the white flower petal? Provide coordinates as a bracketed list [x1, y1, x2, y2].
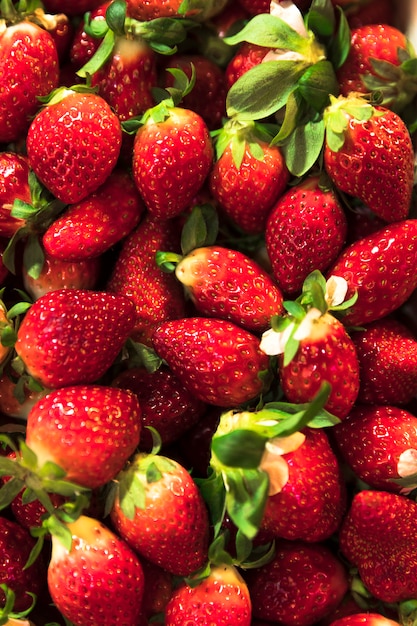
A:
[293, 308, 322, 341]
[325, 275, 348, 307]
[269, 0, 308, 37]
[266, 431, 306, 456]
[262, 49, 304, 63]
[260, 323, 294, 356]
[398, 448, 417, 478]
[259, 449, 290, 496]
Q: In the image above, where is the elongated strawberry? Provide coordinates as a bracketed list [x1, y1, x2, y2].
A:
[152, 317, 271, 407]
[265, 175, 348, 295]
[42, 169, 144, 261]
[323, 95, 414, 223]
[339, 489, 417, 603]
[109, 451, 210, 576]
[26, 87, 122, 205]
[14, 288, 136, 388]
[326, 220, 417, 326]
[165, 563, 252, 626]
[245, 539, 349, 626]
[332, 404, 417, 494]
[47, 514, 145, 626]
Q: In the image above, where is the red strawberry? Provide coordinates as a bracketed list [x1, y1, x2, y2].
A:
[69, 2, 111, 70]
[0, 16, 59, 142]
[326, 220, 417, 326]
[0, 153, 31, 239]
[329, 616, 401, 626]
[42, 0, 104, 14]
[245, 539, 349, 626]
[111, 365, 207, 450]
[109, 451, 210, 576]
[164, 563, 252, 626]
[225, 42, 270, 89]
[323, 96, 414, 223]
[42, 169, 144, 261]
[152, 317, 271, 407]
[0, 367, 48, 421]
[106, 214, 186, 346]
[350, 317, 417, 405]
[339, 489, 417, 603]
[47, 514, 145, 626]
[265, 175, 348, 295]
[140, 558, 173, 623]
[25, 384, 141, 489]
[209, 119, 290, 234]
[14, 288, 136, 388]
[332, 404, 417, 494]
[125, 0, 228, 21]
[26, 87, 122, 205]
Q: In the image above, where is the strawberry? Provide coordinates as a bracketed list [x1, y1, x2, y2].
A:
[106, 214, 186, 346]
[26, 87, 122, 205]
[0, 367, 48, 421]
[140, 558, 173, 623]
[42, 169, 144, 261]
[209, 118, 290, 234]
[265, 175, 348, 295]
[109, 451, 210, 576]
[339, 489, 417, 603]
[332, 404, 417, 494]
[0, 153, 31, 239]
[329, 616, 401, 626]
[125, 0, 228, 21]
[42, 0, 104, 15]
[323, 96, 414, 223]
[0, 10, 59, 143]
[339, 0, 395, 28]
[225, 42, 270, 89]
[326, 220, 417, 326]
[245, 539, 349, 626]
[14, 288, 136, 388]
[350, 317, 417, 405]
[164, 563, 252, 626]
[152, 317, 271, 407]
[25, 385, 141, 489]
[47, 514, 145, 626]
[69, 2, 111, 70]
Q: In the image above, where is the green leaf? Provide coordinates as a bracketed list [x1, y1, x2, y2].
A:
[155, 251, 183, 273]
[77, 28, 116, 78]
[0, 477, 24, 510]
[226, 60, 308, 120]
[224, 13, 311, 53]
[23, 234, 44, 280]
[119, 469, 146, 518]
[146, 461, 163, 483]
[327, 7, 351, 69]
[297, 60, 339, 111]
[271, 89, 303, 144]
[47, 517, 73, 552]
[305, 0, 335, 38]
[280, 116, 325, 176]
[0, 325, 16, 347]
[105, 0, 127, 36]
[10, 199, 36, 220]
[224, 468, 269, 540]
[180, 204, 219, 255]
[212, 430, 268, 469]
[195, 467, 226, 538]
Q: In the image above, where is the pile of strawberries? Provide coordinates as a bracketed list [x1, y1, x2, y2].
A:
[1, 0, 417, 624]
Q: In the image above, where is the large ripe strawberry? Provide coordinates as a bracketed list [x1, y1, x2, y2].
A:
[350, 317, 417, 405]
[109, 451, 210, 576]
[106, 214, 186, 346]
[209, 118, 290, 234]
[164, 563, 252, 626]
[323, 95, 414, 223]
[26, 87, 122, 205]
[326, 220, 417, 326]
[265, 175, 348, 295]
[339, 489, 417, 603]
[25, 385, 141, 489]
[47, 514, 145, 626]
[0, 13, 59, 143]
[42, 169, 144, 261]
[152, 317, 271, 407]
[332, 404, 417, 494]
[245, 539, 349, 626]
[14, 288, 136, 388]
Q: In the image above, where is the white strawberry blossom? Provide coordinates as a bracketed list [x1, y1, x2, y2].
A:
[259, 431, 306, 495]
[397, 448, 417, 494]
[325, 275, 349, 307]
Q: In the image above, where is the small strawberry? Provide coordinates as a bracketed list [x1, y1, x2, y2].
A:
[26, 87, 122, 205]
[47, 514, 145, 626]
[0, 153, 31, 239]
[329, 615, 401, 626]
[152, 316, 271, 407]
[332, 404, 417, 494]
[69, 2, 111, 70]
[265, 175, 348, 295]
[125, 0, 228, 21]
[42, 169, 144, 261]
[164, 563, 252, 626]
[245, 539, 349, 626]
[14, 288, 136, 388]
[323, 95, 414, 223]
[109, 451, 210, 576]
[339, 489, 417, 603]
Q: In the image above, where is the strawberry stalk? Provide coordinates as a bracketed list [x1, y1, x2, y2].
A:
[0, 583, 36, 625]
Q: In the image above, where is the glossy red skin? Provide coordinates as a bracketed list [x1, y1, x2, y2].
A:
[324, 107, 414, 223]
[210, 140, 290, 234]
[26, 92, 122, 204]
[339, 490, 417, 603]
[351, 317, 417, 405]
[225, 42, 269, 88]
[326, 220, 417, 326]
[0, 152, 30, 238]
[26, 385, 141, 488]
[258, 428, 346, 543]
[132, 107, 213, 219]
[15, 288, 136, 388]
[175, 246, 284, 332]
[69, 2, 111, 69]
[152, 317, 270, 407]
[265, 176, 348, 294]
[42, 170, 144, 260]
[0, 22, 59, 142]
[332, 404, 417, 493]
[329, 615, 400, 626]
[246, 539, 349, 626]
[140, 558, 173, 620]
[107, 214, 186, 346]
[125, 0, 227, 20]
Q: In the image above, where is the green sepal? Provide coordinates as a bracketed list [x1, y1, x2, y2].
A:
[327, 6, 351, 70]
[77, 28, 116, 78]
[22, 234, 44, 280]
[0, 584, 36, 625]
[224, 467, 269, 540]
[118, 469, 146, 519]
[105, 0, 127, 35]
[0, 476, 24, 510]
[44, 514, 73, 552]
[279, 115, 325, 176]
[180, 203, 219, 255]
[195, 466, 226, 539]
[297, 59, 339, 111]
[212, 430, 268, 470]
[121, 338, 163, 373]
[155, 251, 183, 273]
[324, 94, 375, 153]
[125, 16, 197, 54]
[305, 0, 335, 38]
